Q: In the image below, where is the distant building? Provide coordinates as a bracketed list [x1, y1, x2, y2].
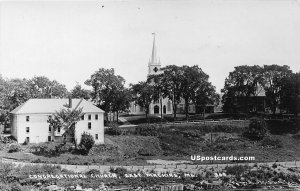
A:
[224, 86, 267, 113]
[129, 34, 198, 115]
[10, 98, 104, 144]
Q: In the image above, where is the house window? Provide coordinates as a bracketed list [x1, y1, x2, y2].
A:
[26, 127, 30, 133]
[58, 127, 61, 133]
[26, 116, 30, 122]
[81, 115, 84, 120]
[95, 134, 98, 140]
[49, 126, 51, 132]
[88, 114, 91, 120]
[48, 136, 51, 142]
[95, 114, 98, 120]
[88, 122, 91, 130]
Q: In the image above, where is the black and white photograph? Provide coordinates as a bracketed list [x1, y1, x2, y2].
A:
[0, 0, 300, 190]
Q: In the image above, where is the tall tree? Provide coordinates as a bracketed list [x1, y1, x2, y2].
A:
[181, 65, 211, 120]
[261, 65, 292, 115]
[130, 81, 154, 122]
[71, 84, 91, 100]
[279, 72, 300, 116]
[159, 65, 184, 120]
[111, 87, 132, 122]
[0, 78, 30, 126]
[195, 81, 219, 112]
[221, 65, 263, 113]
[0, 75, 69, 128]
[85, 68, 125, 121]
[28, 76, 68, 98]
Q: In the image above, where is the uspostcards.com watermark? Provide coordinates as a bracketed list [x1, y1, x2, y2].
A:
[191, 155, 255, 162]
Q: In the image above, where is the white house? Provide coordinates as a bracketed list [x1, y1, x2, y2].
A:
[10, 98, 105, 144]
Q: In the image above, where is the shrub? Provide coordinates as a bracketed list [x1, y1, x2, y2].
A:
[205, 171, 214, 178]
[55, 142, 73, 153]
[85, 169, 100, 176]
[0, 183, 10, 191]
[138, 148, 155, 156]
[135, 124, 159, 136]
[181, 130, 203, 138]
[266, 119, 300, 134]
[79, 132, 95, 154]
[105, 123, 122, 135]
[261, 136, 283, 148]
[8, 143, 21, 153]
[243, 117, 268, 140]
[272, 163, 278, 169]
[110, 167, 128, 177]
[0, 135, 16, 144]
[225, 165, 249, 177]
[32, 158, 43, 163]
[30, 142, 57, 156]
[10, 183, 22, 191]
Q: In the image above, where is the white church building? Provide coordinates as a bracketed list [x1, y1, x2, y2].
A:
[10, 98, 104, 144]
[129, 34, 197, 115]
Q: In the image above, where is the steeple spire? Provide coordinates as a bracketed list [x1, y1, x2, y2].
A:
[150, 33, 157, 64]
[148, 33, 161, 76]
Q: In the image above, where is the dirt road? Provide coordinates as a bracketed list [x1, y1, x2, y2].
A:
[1, 158, 300, 173]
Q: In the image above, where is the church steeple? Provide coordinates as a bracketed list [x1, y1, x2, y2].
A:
[151, 33, 157, 64]
[148, 33, 161, 75]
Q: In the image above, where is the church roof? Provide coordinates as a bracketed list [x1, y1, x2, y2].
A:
[10, 99, 104, 114]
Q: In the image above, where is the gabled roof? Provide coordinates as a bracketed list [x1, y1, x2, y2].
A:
[10, 99, 104, 114]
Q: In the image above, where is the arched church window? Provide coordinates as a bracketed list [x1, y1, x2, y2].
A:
[154, 105, 159, 114]
[167, 101, 171, 111]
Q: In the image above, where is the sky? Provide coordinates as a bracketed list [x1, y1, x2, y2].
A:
[1, 0, 300, 93]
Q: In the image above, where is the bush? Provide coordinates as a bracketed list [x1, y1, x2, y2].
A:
[30, 142, 75, 156]
[243, 117, 268, 140]
[0, 135, 16, 144]
[8, 143, 21, 153]
[79, 132, 95, 154]
[225, 165, 249, 177]
[105, 123, 123, 135]
[109, 167, 128, 177]
[272, 163, 278, 169]
[266, 119, 300, 134]
[10, 183, 22, 191]
[30, 142, 57, 156]
[0, 183, 10, 191]
[135, 124, 159, 136]
[261, 136, 283, 148]
[85, 169, 100, 176]
[138, 148, 155, 156]
[55, 143, 73, 153]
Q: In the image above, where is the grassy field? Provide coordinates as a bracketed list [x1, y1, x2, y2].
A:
[1, 120, 300, 166]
